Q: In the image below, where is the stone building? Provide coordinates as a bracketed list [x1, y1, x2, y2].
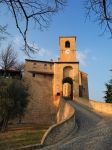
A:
[24, 36, 89, 124]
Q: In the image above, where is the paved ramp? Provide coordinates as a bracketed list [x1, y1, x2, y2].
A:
[57, 101, 112, 150]
[68, 101, 102, 136]
[39, 101, 112, 150]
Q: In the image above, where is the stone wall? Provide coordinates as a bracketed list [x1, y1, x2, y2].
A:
[56, 98, 74, 122]
[79, 71, 89, 99]
[25, 59, 54, 75]
[41, 98, 76, 146]
[24, 60, 58, 124]
[90, 100, 112, 115]
[81, 72, 89, 99]
[74, 97, 112, 115]
[23, 74, 56, 124]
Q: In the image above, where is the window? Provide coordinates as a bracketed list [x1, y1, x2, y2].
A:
[57, 92, 60, 96]
[65, 41, 70, 48]
[32, 73, 35, 77]
[44, 64, 47, 69]
[33, 62, 36, 65]
[50, 64, 52, 69]
[33, 62, 36, 68]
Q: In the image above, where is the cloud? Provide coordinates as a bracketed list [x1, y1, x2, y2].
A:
[37, 48, 52, 60]
[77, 49, 97, 66]
[76, 50, 88, 66]
[13, 35, 24, 48]
[13, 35, 53, 61]
[13, 36, 53, 61]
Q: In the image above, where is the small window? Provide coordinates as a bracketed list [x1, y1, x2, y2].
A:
[33, 62, 36, 65]
[33, 62, 36, 68]
[44, 64, 47, 69]
[65, 41, 70, 48]
[57, 92, 60, 96]
[50, 64, 52, 69]
[32, 73, 35, 77]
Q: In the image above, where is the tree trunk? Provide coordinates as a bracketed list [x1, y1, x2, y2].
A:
[1, 115, 9, 132]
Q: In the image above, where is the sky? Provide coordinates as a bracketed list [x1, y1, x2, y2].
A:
[0, 0, 112, 101]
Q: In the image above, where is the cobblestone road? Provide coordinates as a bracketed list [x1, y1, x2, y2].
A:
[40, 101, 112, 150]
[58, 101, 112, 150]
[69, 101, 101, 136]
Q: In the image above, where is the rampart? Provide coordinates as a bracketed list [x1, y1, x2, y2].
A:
[41, 97, 76, 146]
[74, 97, 112, 115]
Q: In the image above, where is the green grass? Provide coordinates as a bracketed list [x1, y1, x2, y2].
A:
[0, 124, 49, 150]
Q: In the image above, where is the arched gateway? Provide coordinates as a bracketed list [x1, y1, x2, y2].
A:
[62, 66, 73, 99]
[62, 77, 73, 99]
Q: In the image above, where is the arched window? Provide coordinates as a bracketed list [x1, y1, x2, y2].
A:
[65, 41, 70, 48]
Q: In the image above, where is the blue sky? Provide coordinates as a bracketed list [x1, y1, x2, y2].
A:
[0, 0, 112, 101]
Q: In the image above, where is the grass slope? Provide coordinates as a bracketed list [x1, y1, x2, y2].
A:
[0, 124, 49, 150]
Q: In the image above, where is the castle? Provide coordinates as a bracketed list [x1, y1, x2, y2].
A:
[24, 36, 89, 124]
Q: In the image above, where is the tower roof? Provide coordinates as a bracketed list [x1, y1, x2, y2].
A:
[59, 36, 76, 38]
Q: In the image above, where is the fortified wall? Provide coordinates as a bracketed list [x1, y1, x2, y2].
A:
[24, 60, 56, 124]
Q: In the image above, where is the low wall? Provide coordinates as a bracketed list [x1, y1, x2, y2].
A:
[90, 100, 112, 114]
[74, 97, 112, 115]
[41, 97, 76, 146]
[56, 97, 74, 122]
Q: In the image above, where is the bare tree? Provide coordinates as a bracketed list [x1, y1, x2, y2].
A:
[0, 25, 8, 41]
[85, 0, 112, 37]
[15, 62, 24, 72]
[0, 44, 17, 73]
[14, 62, 25, 79]
[0, 0, 66, 55]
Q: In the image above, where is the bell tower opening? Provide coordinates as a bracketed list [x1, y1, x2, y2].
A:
[65, 41, 70, 48]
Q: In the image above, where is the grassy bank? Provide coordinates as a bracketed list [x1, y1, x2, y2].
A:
[0, 124, 49, 150]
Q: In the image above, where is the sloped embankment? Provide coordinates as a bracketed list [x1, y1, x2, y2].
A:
[41, 97, 76, 146]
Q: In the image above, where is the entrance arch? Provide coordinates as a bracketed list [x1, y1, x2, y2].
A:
[62, 77, 73, 99]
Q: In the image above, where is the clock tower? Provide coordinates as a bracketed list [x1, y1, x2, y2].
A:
[59, 36, 76, 62]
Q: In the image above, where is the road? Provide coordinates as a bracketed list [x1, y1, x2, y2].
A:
[37, 101, 112, 150]
[58, 101, 112, 150]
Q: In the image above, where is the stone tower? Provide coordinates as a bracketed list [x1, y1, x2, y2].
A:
[59, 36, 76, 62]
[53, 36, 79, 102]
